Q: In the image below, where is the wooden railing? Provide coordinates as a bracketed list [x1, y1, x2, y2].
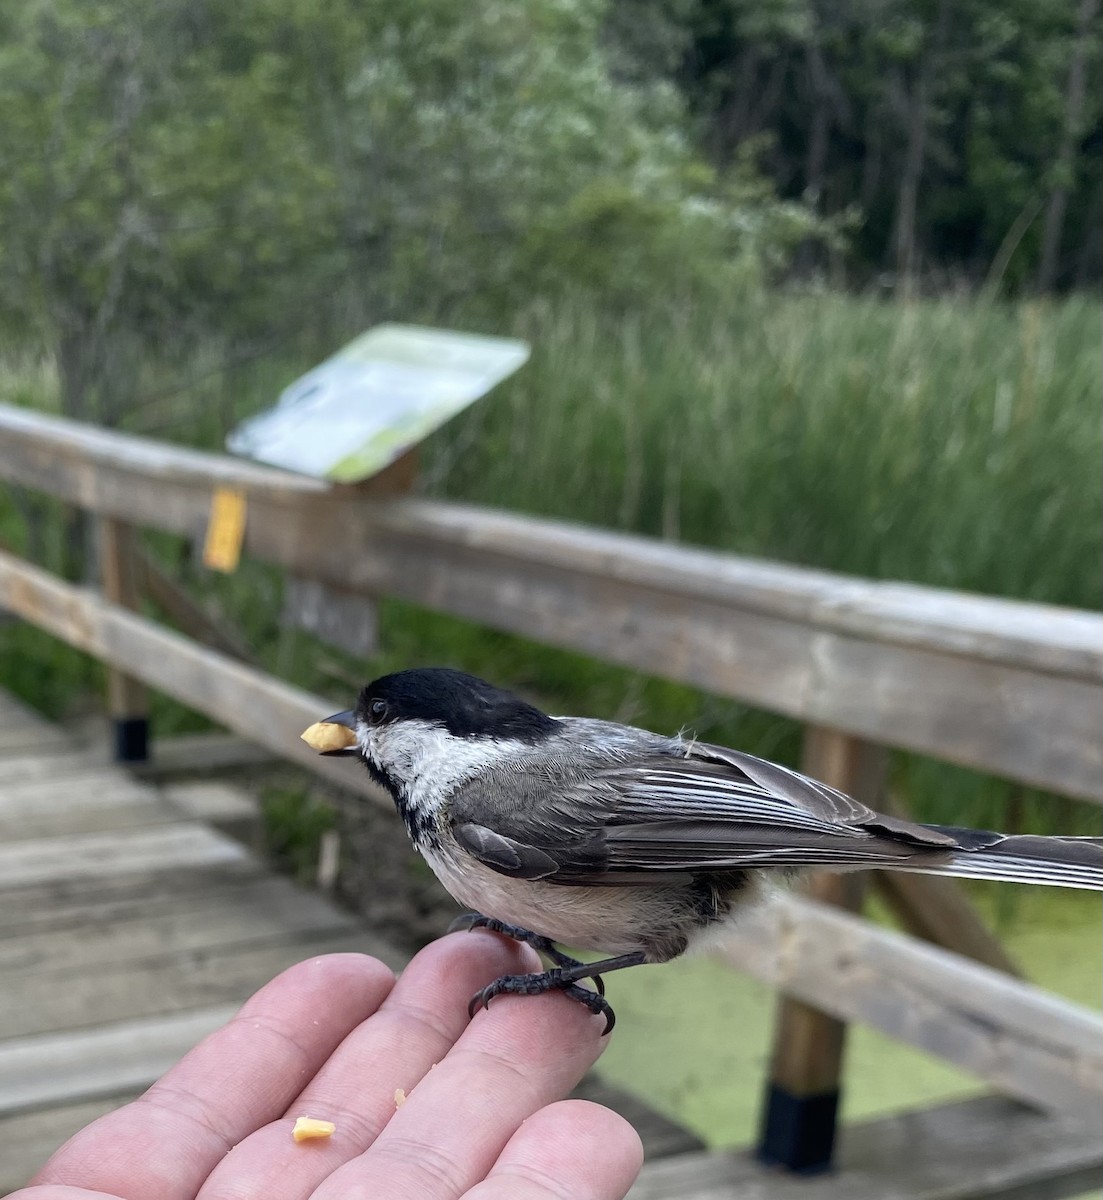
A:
[1, 403, 1101, 1167]
[2, 406, 1099, 800]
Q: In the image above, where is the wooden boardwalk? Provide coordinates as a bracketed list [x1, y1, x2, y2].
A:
[2, 689, 1100, 1199]
[0, 690, 697, 1191]
[0, 689, 393, 1190]
[629, 1096, 1103, 1199]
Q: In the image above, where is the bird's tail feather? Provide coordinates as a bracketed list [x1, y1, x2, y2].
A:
[901, 828, 1103, 891]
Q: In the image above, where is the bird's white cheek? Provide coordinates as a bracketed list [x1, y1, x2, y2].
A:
[357, 724, 395, 778]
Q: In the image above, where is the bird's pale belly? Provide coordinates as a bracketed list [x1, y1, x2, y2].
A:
[422, 842, 649, 955]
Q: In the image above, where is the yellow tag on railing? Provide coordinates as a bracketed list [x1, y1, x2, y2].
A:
[202, 487, 247, 573]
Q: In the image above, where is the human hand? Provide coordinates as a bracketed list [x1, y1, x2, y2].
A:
[14, 933, 643, 1199]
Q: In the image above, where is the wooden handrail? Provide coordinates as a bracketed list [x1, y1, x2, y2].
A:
[1, 404, 1100, 802]
[1, 406, 1099, 675]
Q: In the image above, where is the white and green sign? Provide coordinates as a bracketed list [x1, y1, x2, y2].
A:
[227, 324, 529, 481]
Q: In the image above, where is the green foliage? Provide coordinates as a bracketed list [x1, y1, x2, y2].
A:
[260, 784, 335, 885]
[433, 293, 1101, 609]
[630, 0, 1102, 288]
[316, 0, 830, 314]
[0, 0, 824, 427]
[0, 0, 342, 421]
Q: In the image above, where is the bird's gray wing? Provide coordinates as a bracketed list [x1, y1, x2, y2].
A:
[450, 744, 957, 885]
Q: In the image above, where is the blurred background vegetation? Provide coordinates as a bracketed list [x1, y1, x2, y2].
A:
[0, 0, 1100, 1146]
[1, 0, 1100, 423]
[1, 0, 1099, 820]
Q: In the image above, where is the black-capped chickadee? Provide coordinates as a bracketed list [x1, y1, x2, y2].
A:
[306, 667, 1103, 1032]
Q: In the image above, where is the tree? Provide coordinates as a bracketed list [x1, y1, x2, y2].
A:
[1037, 0, 1101, 289]
[0, 1, 341, 424]
[322, 0, 820, 314]
[620, 0, 1103, 289]
[0, 0, 816, 435]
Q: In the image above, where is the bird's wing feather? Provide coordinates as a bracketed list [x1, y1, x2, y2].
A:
[449, 744, 956, 884]
[452, 822, 560, 879]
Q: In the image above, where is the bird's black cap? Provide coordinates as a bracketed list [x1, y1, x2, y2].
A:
[358, 668, 558, 743]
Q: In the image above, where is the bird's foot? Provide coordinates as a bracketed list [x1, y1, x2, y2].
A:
[449, 911, 605, 996]
[452, 915, 647, 1033]
[467, 968, 617, 1035]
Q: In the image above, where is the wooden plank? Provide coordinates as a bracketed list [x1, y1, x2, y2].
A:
[363, 501, 1103, 684]
[758, 730, 884, 1170]
[0, 850, 263, 921]
[0, 874, 355, 976]
[0, 771, 173, 841]
[0, 689, 65, 730]
[0, 872, 307, 939]
[0, 929, 379, 1039]
[0, 553, 389, 810]
[160, 779, 260, 832]
[0, 725, 65, 751]
[0, 407, 1101, 801]
[0, 734, 70, 759]
[716, 893, 1103, 1114]
[0, 1094, 140, 1193]
[0, 1005, 238, 1115]
[0, 767, 155, 803]
[1, 404, 1098, 679]
[869, 792, 1020, 976]
[0, 712, 69, 757]
[98, 518, 148, 759]
[136, 731, 277, 776]
[0, 823, 251, 890]
[874, 871, 1021, 976]
[0, 751, 115, 783]
[628, 1096, 1103, 1200]
[136, 547, 256, 662]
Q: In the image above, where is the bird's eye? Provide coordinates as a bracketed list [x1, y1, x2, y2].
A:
[366, 698, 389, 725]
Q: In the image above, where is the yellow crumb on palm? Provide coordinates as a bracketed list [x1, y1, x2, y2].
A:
[394, 1088, 407, 1107]
[292, 1116, 336, 1142]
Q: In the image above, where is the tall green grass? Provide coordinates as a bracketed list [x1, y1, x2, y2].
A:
[1, 291, 1100, 836]
[435, 292, 1100, 606]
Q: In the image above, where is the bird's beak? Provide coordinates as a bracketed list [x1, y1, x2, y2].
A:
[301, 710, 359, 756]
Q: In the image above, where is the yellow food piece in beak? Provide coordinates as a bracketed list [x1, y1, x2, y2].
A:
[292, 1116, 336, 1142]
[300, 721, 357, 753]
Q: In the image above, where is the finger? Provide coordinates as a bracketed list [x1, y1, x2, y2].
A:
[32, 954, 394, 1200]
[196, 931, 543, 1200]
[464, 1100, 644, 1199]
[7, 1189, 126, 1200]
[309, 963, 612, 1200]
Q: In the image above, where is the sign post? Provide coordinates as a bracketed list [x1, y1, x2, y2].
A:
[227, 324, 529, 657]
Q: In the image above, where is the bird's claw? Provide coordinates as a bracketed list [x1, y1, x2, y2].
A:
[467, 971, 616, 1035]
[448, 910, 485, 935]
[450, 912, 605, 996]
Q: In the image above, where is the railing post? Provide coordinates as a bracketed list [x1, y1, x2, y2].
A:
[99, 517, 150, 762]
[756, 727, 888, 1173]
